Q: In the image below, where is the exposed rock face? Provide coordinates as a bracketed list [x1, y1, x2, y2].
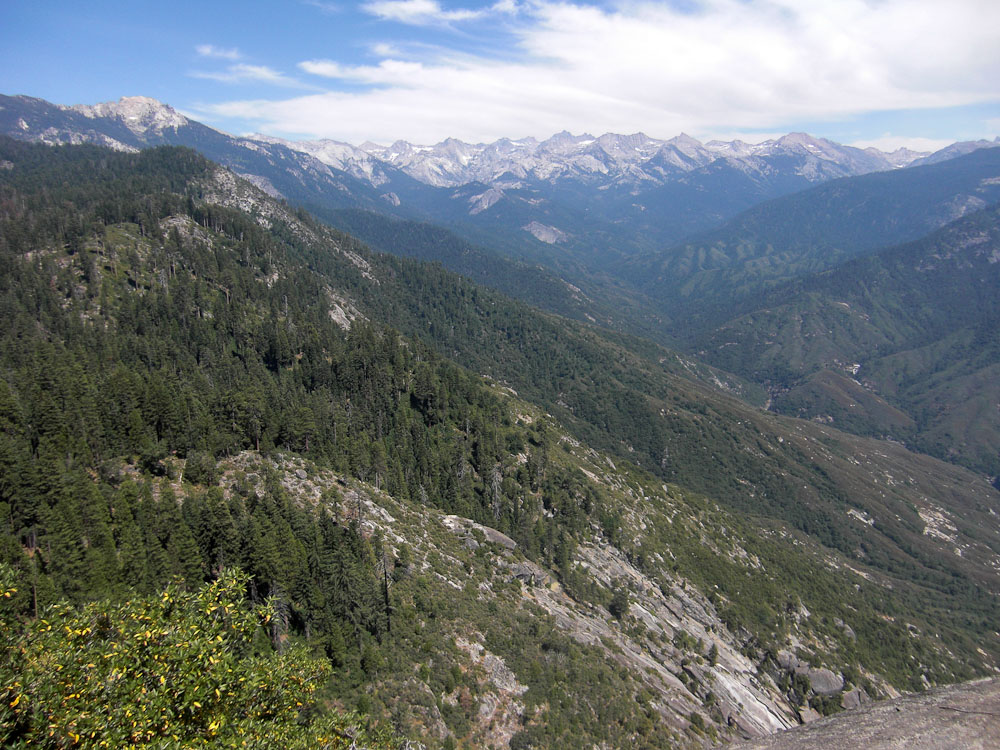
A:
[840, 687, 870, 711]
[454, 636, 527, 748]
[776, 650, 846, 699]
[807, 668, 845, 696]
[71, 96, 189, 135]
[523, 539, 798, 738]
[508, 561, 551, 587]
[441, 515, 517, 550]
[523, 221, 567, 244]
[727, 678, 1000, 750]
[776, 650, 798, 671]
[223, 451, 800, 742]
[210, 450, 995, 748]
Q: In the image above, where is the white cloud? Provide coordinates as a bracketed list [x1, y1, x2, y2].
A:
[193, 64, 312, 89]
[207, 0, 1000, 144]
[196, 44, 241, 60]
[304, 0, 341, 13]
[299, 58, 426, 83]
[298, 60, 350, 79]
[490, 0, 519, 15]
[362, 0, 518, 25]
[363, 0, 481, 24]
[371, 42, 403, 57]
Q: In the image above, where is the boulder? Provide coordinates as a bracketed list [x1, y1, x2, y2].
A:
[777, 650, 799, 671]
[509, 561, 549, 587]
[797, 706, 822, 724]
[840, 687, 870, 710]
[473, 522, 517, 550]
[834, 617, 857, 640]
[809, 668, 845, 696]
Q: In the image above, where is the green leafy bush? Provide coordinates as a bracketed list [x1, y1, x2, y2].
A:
[0, 565, 396, 749]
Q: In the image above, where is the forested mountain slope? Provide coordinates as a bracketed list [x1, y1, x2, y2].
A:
[2, 139, 999, 747]
[304, 206, 673, 346]
[692, 202, 1000, 476]
[626, 146, 1000, 326]
[0, 93, 412, 215]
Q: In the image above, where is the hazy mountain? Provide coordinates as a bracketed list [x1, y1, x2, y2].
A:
[626, 144, 1000, 324]
[910, 137, 1000, 166]
[0, 93, 419, 213]
[693, 202, 1000, 476]
[1, 94, 673, 331]
[266, 128, 933, 256]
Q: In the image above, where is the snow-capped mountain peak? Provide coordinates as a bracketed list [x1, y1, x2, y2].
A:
[249, 133, 389, 186]
[321, 128, 933, 189]
[704, 139, 758, 159]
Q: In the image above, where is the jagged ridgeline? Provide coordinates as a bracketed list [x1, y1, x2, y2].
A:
[1, 138, 999, 748]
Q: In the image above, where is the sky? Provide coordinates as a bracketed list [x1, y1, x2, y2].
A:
[3, 0, 999, 150]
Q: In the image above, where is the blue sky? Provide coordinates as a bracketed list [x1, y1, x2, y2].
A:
[3, 0, 999, 149]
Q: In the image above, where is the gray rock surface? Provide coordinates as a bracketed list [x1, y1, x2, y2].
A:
[509, 561, 550, 587]
[777, 650, 798, 671]
[478, 525, 517, 549]
[441, 515, 517, 550]
[840, 687, 870, 711]
[795, 706, 821, 724]
[834, 617, 856, 641]
[808, 668, 845, 696]
[726, 678, 1000, 750]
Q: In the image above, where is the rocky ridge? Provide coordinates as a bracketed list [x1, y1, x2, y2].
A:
[264, 129, 927, 190]
[215, 448, 800, 746]
[202, 386, 978, 749]
[70, 95, 189, 136]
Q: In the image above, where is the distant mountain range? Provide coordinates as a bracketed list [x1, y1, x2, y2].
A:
[1, 94, 940, 190]
[266, 128, 924, 189]
[4, 94, 996, 263]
